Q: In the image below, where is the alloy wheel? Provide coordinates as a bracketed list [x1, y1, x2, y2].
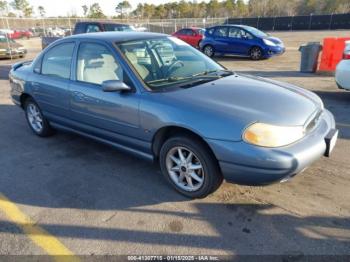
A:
[27, 103, 43, 133]
[204, 46, 213, 57]
[251, 47, 262, 60]
[165, 146, 205, 192]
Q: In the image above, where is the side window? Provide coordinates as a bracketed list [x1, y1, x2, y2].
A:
[178, 29, 187, 35]
[41, 43, 75, 79]
[188, 29, 196, 36]
[240, 29, 253, 39]
[86, 25, 101, 33]
[213, 27, 228, 37]
[228, 27, 241, 38]
[77, 42, 123, 85]
[207, 28, 214, 35]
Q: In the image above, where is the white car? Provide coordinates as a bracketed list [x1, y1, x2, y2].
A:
[335, 41, 350, 90]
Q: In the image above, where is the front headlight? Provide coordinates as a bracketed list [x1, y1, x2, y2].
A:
[243, 123, 305, 147]
[263, 39, 277, 47]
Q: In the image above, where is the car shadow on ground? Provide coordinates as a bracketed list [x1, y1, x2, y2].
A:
[0, 104, 349, 254]
[314, 90, 350, 139]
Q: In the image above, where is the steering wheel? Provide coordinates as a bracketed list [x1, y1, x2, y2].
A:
[165, 60, 184, 77]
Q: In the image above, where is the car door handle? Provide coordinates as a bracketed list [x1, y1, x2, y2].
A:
[72, 91, 85, 101]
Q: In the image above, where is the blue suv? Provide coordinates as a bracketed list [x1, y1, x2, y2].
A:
[199, 24, 285, 60]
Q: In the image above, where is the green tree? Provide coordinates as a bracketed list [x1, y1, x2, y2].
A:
[224, 0, 235, 17]
[37, 5, 45, 17]
[11, 0, 32, 16]
[207, 0, 220, 17]
[236, 0, 248, 16]
[88, 3, 106, 19]
[0, 1, 8, 15]
[82, 5, 88, 17]
[115, 0, 131, 19]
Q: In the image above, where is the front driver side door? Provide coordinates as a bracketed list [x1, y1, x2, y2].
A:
[69, 41, 142, 149]
[228, 27, 254, 55]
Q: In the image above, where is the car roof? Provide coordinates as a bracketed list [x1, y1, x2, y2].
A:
[65, 31, 168, 43]
[77, 21, 129, 26]
[179, 27, 203, 30]
[211, 24, 251, 29]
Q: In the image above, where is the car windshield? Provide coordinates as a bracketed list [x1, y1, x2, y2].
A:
[117, 37, 232, 91]
[244, 26, 268, 37]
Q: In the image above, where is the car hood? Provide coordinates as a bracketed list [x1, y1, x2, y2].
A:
[264, 36, 284, 46]
[162, 74, 322, 128]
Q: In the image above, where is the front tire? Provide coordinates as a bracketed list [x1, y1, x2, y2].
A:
[159, 135, 223, 198]
[250, 46, 263, 60]
[24, 98, 54, 137]
[203, 45, 214, 57]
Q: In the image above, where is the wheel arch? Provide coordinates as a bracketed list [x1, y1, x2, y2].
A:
[152, 125, 218, 163]
[19, 93, 32, 108]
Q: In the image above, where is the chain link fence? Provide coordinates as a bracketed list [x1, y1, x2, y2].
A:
[0, 17, 227, 36]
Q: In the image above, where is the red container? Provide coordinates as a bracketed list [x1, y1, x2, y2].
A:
[319, 37, 350, 72]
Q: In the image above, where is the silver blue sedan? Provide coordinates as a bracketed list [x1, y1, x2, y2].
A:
[10, 32, 338, 198]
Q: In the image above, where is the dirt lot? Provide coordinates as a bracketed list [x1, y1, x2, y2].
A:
[0, 31, 349, 258]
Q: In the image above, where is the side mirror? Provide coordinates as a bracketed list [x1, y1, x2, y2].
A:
[102, 80, 131, 92]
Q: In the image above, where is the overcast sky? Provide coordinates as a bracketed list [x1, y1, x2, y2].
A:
[27, 0, 208, 17]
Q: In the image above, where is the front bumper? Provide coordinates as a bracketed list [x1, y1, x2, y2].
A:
[206, 109, 337, 185]
[264, 45, 285, 57]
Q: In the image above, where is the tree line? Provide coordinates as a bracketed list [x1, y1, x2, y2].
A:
[0, 0, 349, 19]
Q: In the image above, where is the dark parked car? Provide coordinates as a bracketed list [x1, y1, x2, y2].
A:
[200, 24, 285, 60]
[10, 32, 337, 198]
[42, 21, 135, 49]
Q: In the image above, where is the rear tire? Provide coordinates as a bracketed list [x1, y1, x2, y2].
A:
[159, 135, 223, 198]
[250, 46, 263, 60]
[24, 98, 54, 137]
[203, 45, 215, 57]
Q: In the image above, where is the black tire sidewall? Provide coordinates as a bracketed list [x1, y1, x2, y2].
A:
[204, 45, 214, 57]
[159, 136, 222, 198]
[250, 46, 263, 60]
[24, 98, 52, 137]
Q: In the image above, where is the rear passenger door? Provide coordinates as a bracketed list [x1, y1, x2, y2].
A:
[176, 29, 189, 42]
[69, 41, 141, 144]
[30, 42, 75, 120]
[212, 26, 228, 52]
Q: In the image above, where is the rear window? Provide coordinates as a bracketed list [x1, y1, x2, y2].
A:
[41, 42, 75, 79]
[213, 27, 228, 37]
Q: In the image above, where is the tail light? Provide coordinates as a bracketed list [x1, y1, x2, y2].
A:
[343, 50, 350, 60]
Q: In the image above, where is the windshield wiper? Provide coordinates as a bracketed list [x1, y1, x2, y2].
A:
[147, 69, 234, 86]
